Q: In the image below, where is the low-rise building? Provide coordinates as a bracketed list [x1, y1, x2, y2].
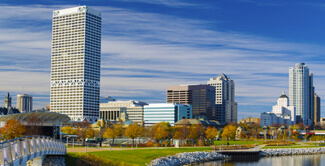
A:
[260, 92, 295, 126]
[100, 100, 147, 123]
[143, 103, 192, 126]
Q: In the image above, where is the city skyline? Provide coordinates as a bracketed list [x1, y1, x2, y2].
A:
[0, 1, 325, 119]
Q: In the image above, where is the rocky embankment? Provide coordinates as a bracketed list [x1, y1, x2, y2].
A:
[260, 147, 325, 157]
[148, 151, 229, 166]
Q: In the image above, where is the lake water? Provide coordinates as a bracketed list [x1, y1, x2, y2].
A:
[196, 154, 325, 166]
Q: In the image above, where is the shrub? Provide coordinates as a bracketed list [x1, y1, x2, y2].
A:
[161, 140, 169, 147]
[146, 140, 154, 147]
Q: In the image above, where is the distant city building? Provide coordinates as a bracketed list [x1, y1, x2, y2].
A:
[320, 118, 325, 127]
[100, 100, 147, 123]
[143, 103, 192, 126]
[100, 96, 116, 103]
[239, 117, 260, 125]
[315, 93, 321, 125]
[166, 85, 215, 120]
[207, 73, 237, 124]
[289, 63, 314, 125]
[260, 92, 296, 126]
[50, 6, 102, 122]
[17, 94, 32, 113]
[175, 117, 220, 128]
[4, 92, 11, 109]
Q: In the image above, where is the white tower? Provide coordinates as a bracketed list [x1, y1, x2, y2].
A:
[207, 73, 237, 124]
[50, 6, 102, 122]
[289, 63, 314, 125]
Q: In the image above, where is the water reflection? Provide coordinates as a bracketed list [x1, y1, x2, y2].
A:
[196, 154, 323, 166]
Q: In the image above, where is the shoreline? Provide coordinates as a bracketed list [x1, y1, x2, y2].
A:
[260, 147, 325, 157]
[148, 151, 230, 166]
[148, 147, 325, 166]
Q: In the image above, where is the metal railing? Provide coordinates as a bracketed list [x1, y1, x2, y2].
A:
[0, 136, 66, 166]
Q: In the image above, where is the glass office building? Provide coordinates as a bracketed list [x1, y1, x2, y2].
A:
[144, 103, 192, 126]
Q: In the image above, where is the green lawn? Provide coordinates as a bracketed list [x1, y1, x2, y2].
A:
[66, 147, 212, 166]
[214, 140, 261, 145]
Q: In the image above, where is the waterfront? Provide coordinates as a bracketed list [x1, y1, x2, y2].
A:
[196, 154, 325, 166]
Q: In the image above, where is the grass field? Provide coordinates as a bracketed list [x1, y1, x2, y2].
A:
[66, 147, 212, 166]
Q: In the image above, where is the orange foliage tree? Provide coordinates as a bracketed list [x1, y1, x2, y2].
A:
[0, 119, 26, 140]
[221, 124, 237, 141]
[103, 123, 123, 144]
[125, 123, 142, 145]
[205, 127, 218, 143]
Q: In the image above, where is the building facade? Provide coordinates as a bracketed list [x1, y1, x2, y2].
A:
[166, 85, 215, 120]
[4, 93, 11, 109]
[50, 6, 102, 122]
[289, 63, 314, 125]
[260, 92, 296, 126]
[17, 94, 32, 113]
[207, 73, 237, 124]
[143, 103, 192, 126]
[315, 93, 321, 125]
[100, 101, 147, 123]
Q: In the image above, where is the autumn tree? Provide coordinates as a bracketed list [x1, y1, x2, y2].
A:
[148, 122, 170, 143]
[103, 123, 123, 144]
[86, 128, 95, 138]
[221, 124, 237, 141]
[179, 125, 190, 140]
[0, 119, 26, 140]
[95, 120, 111, 147]
[76, 120, 91, 145]
[125, 123, 142, 145]
[154, 126, 169, 142]
[173, 131, 182, 139]
[205, 127, 218, 144]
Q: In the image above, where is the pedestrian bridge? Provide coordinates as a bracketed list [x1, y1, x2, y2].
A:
[0, 136, 66, 166]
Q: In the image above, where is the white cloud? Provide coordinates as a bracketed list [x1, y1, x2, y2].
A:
[0, 4, 324, 119]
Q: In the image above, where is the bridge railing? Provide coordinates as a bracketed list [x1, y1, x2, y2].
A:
[0, 136, 66, 166]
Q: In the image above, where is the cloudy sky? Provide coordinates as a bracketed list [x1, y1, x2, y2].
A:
[1, 0, 325, 119]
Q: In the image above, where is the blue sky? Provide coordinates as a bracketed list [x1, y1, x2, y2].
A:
[0, 0, 325, 119]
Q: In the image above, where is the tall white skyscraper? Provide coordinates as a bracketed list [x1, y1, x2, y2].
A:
[289, 63, 314, 125]
[207, 73, 237, 124]
[50, 6, 102, 122]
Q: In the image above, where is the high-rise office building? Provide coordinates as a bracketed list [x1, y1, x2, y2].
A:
[50, 6, 102, 122]
[166, 85, 215, 120]
[315, 93, 321, 125]
[4, 92, 11, 109]
[289, 63, 314, 125]
[17, 94, 32, 113]
[207, 73, 237, 124]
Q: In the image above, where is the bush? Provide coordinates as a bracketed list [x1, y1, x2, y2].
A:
[161, 140, 169, 147]
[146, 140, 154, 147]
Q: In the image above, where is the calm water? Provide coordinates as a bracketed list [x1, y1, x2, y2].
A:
[196, 154, 325, 166]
